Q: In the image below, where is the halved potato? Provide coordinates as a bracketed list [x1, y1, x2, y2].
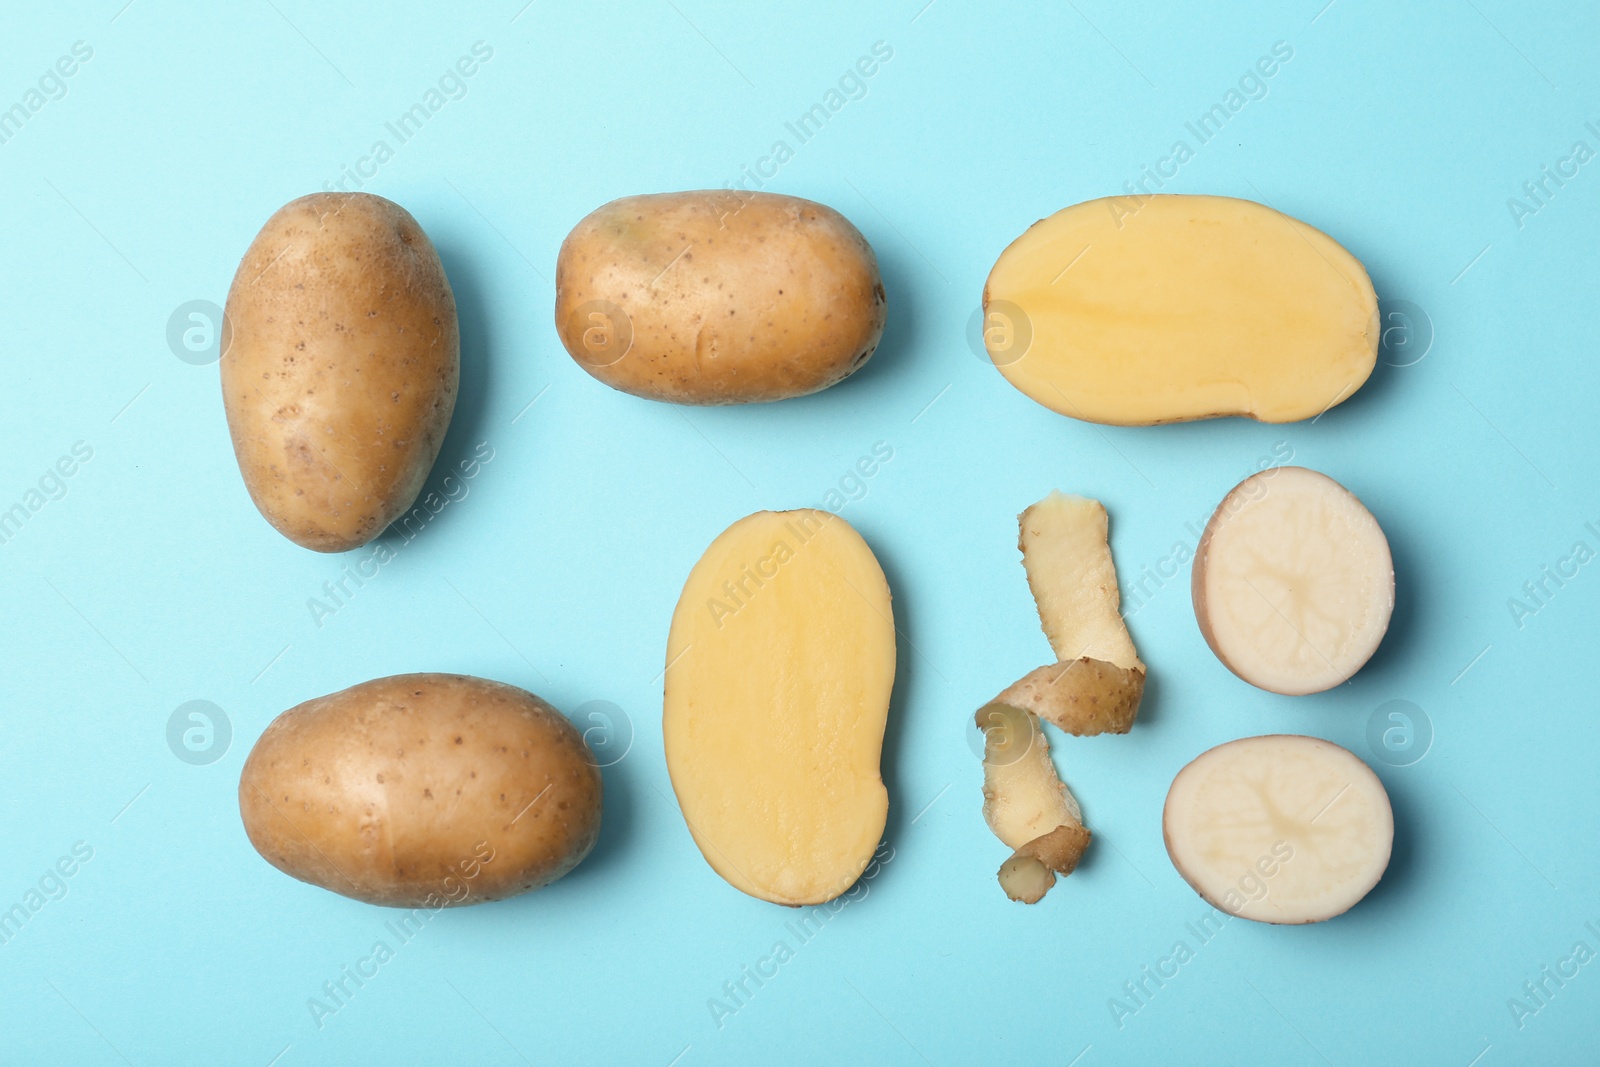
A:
[663, 510, 895, 905]
[1192, 466, 1393, 695]
[1163, 734, 1393, 923]
[983, 194, 1378, 425]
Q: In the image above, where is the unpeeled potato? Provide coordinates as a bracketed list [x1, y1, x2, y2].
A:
[238, 673, 601, 908]
[555, 191, 886, 404]
[221, 192, 459, 552]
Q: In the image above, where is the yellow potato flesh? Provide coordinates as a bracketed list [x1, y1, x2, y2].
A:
[984, 194, 1378, 425]
[664, 510, 895, 905]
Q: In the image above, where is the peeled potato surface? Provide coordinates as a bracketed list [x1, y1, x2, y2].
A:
[984, 194, 1378, 425]
[1163, 734, 1393, 924]
[222, 192, 459, 552]
[239, 673, 601, 908]
[664, 510, 895, 905]
[555, 191, 886, 405]
[1192, 466, 1393, 695]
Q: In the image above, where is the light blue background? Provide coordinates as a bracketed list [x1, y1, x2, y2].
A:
[2, 1, 1597, 1063]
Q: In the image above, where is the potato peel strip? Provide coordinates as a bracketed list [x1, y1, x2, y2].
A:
[977, 492, 1143, 903]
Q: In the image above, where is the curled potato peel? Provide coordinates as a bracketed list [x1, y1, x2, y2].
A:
[995, 657, 1145, 737]
[976, 492, 1143, 903]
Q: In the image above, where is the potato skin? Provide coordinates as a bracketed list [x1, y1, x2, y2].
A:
[221, 193, 459, 552]
[554, 191, 886, 404]
[238, 674, 601, 908]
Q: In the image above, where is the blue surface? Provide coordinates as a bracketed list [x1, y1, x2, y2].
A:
[2, 1, 1597, 1064]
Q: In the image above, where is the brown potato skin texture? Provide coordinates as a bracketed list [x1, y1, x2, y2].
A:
[554, 191, 886, 404]
[238, 674, 601, 908]
[221, 193, 459, 552]
[993, 657, 1145, 736]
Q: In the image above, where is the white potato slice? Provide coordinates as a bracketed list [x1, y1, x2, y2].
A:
[1192, 466, 1393, 695]
[1020, 492, 1144, 671]
[1163, 734, 1393, 924]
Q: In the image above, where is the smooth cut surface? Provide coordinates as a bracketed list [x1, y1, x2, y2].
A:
[984, 194, 1378, 425]
[664, 510, 895, 905]
[1163, 735, 1393, 924]
[221, 192, 459, 552]
[1193, 466, 1394, 695]
[239, 674, 601, 908]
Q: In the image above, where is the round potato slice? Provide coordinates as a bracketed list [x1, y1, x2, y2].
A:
[1192, 466, 1393, 695]
[1163, 735, 1393, 924]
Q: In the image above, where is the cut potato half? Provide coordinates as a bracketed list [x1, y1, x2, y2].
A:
[664, 510, 894, 905]
[1192, 466, 1393, 695]
[983, 194, 1378, 425]
[1163, 735, 1393, 924]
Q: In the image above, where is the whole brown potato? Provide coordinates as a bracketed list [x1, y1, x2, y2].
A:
[221, 192, 459, 552]
[238, 674, 602, 908]
[554, 190, 886, 404]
